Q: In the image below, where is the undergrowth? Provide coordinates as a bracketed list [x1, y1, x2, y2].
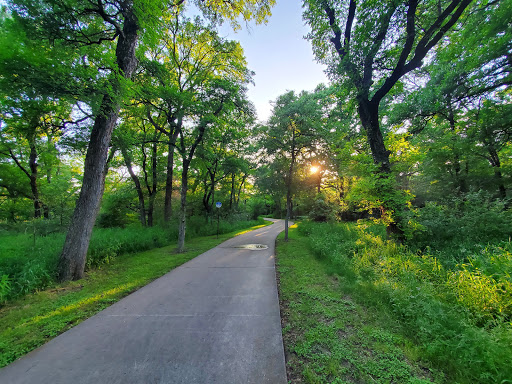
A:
[297, 221, 512, 384]
[277, 225, 439, 384]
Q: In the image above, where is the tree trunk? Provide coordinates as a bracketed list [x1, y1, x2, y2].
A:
[177, 160, 189, 253]
[43, 204, 50, 219]
[164, 141, 175, 223]
[230, 173, 235, 209]
[58, 8, 139, 282]
[121, 147, 146, 226]
[487, 145, 507, 199]
[236, 174, 247, 208]
[358, 98, 403, 237]
[163, 125, 180, 223]
[146, 135, 159, 227]
[495, 168, 507, 200]
[447, 106, 467, 194]
[284, 130, 296, 241]
[28, 142, 42, 219]
[358, 99, 391, 172]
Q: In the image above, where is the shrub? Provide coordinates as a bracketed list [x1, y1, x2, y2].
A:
[308, 193, 337, 222]
[406, 191, 512, 265]
[0, 275, 11, 302]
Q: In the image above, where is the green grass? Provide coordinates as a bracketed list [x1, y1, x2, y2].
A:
[276, 224, 438, 384]
[276, 222, 512, 384]
[0, 221, 270, 368]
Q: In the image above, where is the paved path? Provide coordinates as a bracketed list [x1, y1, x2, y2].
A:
[0, 219, 288, 384]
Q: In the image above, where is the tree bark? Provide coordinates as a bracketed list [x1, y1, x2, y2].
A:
[229, 173, 235, 209]
[358, 99, 391, 172]
[163, 122, 180, 223]
[176, 120, 208, 252]
[8, 142, 42, 219]
[58, 7, 139, 281]
[358, 98, 403, 237]
[28, 142, 42, 219]
[164, 141, 175, 222]
[447, 104, 467, 194]
[177, 160, 189, 253]
[236, 174, 247, 208]
[487, 145, 507, 199]
[144, 132, 159, 227]
[284, 128, 296, 241]
[121, 146, 146, 226]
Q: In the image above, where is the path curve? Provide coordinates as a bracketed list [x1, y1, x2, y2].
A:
[0, 219, 288, 384]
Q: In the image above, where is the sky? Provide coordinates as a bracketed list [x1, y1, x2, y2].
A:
[219, 2, 328, 122]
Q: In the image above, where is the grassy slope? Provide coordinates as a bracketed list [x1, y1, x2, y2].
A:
[0, 223, 269, 368]
[276, 225, 439, 384]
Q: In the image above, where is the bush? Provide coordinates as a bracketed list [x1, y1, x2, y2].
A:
[307, 193, 337, 222]
[406, 191, 512, 266]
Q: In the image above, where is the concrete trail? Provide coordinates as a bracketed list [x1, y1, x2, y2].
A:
[0, 219, 288, 384]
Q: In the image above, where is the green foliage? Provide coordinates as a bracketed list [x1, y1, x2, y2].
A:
[308, 193, 337, 222]
[0, 275, 11, 302]
[346, 165, 414, 228]
[296, 221, 512, 383]
[277, 225, 440, 384]
[406, 192, 512, 265]
[245, 196, 273, 219]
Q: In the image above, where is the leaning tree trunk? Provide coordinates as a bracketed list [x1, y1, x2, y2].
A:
[176, 120, 208, 252]
[358, 99, 403, 238]
[58, 9, 139, 282]
[121, 147, 147, 226]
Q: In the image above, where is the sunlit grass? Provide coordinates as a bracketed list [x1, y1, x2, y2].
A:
[276, 225, 437, 383]
[287, 221, 512, 383]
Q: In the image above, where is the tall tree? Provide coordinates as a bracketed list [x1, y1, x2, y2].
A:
[261, 90, 328, 240]
[138, 14, 252, 223]
[175, 78, 253, 252]
[304, 0, 475, 234]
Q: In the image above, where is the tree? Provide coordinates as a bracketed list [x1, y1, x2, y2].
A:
[386, 0, 511, 200]
[0, 8, 81, 221]
[260, 89, 329, 240]
[137, 14, 252, 223]
[175, 78, 253, 252]
[303, 0, 475, 234]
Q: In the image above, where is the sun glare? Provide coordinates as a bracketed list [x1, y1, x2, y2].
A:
[310, 166, 319, 174]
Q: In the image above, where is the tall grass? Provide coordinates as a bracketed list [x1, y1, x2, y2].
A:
[299, 221, 512, 383]
[0, 216, 265, 302]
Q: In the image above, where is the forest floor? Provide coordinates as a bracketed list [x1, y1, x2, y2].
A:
[0, 222, 270, 368]
[276, 224, 441, 384]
